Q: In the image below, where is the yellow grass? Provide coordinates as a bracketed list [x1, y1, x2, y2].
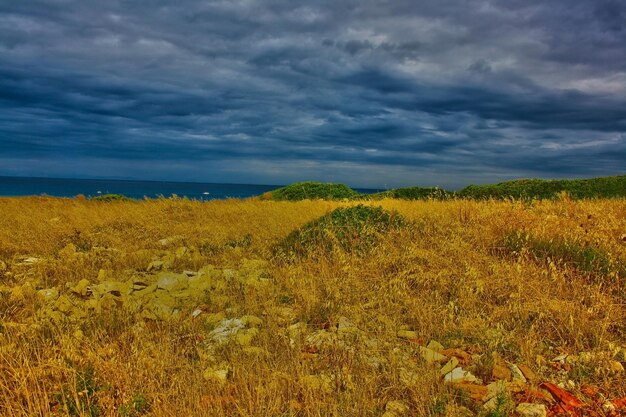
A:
[0, 196, 625, 416]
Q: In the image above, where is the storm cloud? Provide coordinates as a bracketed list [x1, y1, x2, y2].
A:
[0, 0, 624, 188]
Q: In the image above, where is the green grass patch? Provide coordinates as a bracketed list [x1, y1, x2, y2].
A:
[371, 186, 453, 200]
[262, 182, 361, 201]
[458, 175, 626, 200]
[90, 194, 134, 202]
[500, 231, 626, 278]
[274, 204, 405, 260]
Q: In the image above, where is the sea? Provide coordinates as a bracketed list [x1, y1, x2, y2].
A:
[0, 176, 378, 200]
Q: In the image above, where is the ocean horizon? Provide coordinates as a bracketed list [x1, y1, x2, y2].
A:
[0, 176, 379, 200]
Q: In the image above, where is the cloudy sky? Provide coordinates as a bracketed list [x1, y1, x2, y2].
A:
[0, 0, 624, 188]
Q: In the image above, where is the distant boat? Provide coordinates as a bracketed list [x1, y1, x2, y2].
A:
[203, 192, 210, 195]
[97, 191, 102, 194]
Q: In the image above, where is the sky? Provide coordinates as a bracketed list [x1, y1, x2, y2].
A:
[0, 0, 625, 189]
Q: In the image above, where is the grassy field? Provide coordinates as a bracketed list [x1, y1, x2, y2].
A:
[1, 196, 625, 416]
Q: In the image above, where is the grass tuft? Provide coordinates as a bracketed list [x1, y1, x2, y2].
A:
[274, 204, 405, 260]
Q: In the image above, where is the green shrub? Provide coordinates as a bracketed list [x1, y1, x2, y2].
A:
[500, 231, 626, 278]
[264, 182, 361, 201]
[90, 194, 134, 202]
[458, 175, 626, 200]
[274, 204, 405, 260]
[371, 186, 453, 200]
[54, 366, 101, 417]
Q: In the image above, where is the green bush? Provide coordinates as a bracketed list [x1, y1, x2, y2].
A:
[90, 194, 134, 202]
[500, 231, 626, 278]
[264, 182, 361, 201]
[274, 204, 405, 260]
[371, 186, 453, 200]
[457, 175, 626, 200]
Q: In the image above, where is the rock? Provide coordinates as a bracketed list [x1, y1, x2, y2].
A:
[443, 367, 479, 383]
[427, 340, 444, 352]
[452, 383, 488, 401]
[158, 236, 184, 247]
[37, 288, 59, 302]
[399, 368, 420, 386]
[209, 318, 245, 343]
[337, 317, 359, 334]
[509, 363, 527, 383]
[516, 403, 547, 417]
[235, 328, 259, 346]
[90, 281, 130, 298]
[382, 400, 409, 417]
[203, 367, 229, 384]
[21, 257, 40, 265]
[306, 330, 338, 351]
[397, 330, 418, 340]
[70, 279, 91, 296]
[301, 374, 333, 393]
[608, 360, 624, 373]
[517, 364, 537, 381]
[146, 260, 164, 272]
[602, 401, 617, 414]
[241, 315, 263, 327]
[175, 246, 188, 258]
[482, 396, 500, 411]
[440, 357, 460, 376]
[492, 362, 512, 381]
[485, 380, 507, 401]
[418, 346, 448, 364]
[287, 322, 307, 343]
[156, 272, 188, 292]
[187, 275, 211, 292]
[441, 348, 472, 366]
[242, 346, 270, 357]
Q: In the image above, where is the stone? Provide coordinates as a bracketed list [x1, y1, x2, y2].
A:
[492, 362, 512, 381]
[441, 348, 472, 366]
[443, 367, 479, 383]
[235, 328, 259, 346]
[608, 360, 625, 373]
[21, 257, 40, 265]
[509, 364, 527, 383]
[382, 400, 409, 417]
[241, 315, 263, 327]
[440, 357, 460, 376]
[418, 346, 448, 364]
[156, 272, 188, 292]
[337, 317, 359, 334]
[175, 246, 188, 258]
[397, 330, 418, 340]
[203, 367, 229, 384]
[70, 279, 91, 296]
[427, 340, 444, 352]
[37, 288, 59, 302]
[90, 281, 129, 298]
[301, 374, 333, 393]
[146, 260, 164, 272]
[188, 275, 211, 292]
[516, 403, 547, 417]
[517, 364, 537, 381]
[452, 383, 488, 401]
[485, 380, 508, 401]
[209, 318, 245, 343]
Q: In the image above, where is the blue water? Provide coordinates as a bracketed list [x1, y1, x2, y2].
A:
[0, 176, 378, 200]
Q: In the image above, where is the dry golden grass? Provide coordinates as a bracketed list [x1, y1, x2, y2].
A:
[0, 196, 625, 416]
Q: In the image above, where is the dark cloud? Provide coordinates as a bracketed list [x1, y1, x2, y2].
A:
[0, 0, 624, 188]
